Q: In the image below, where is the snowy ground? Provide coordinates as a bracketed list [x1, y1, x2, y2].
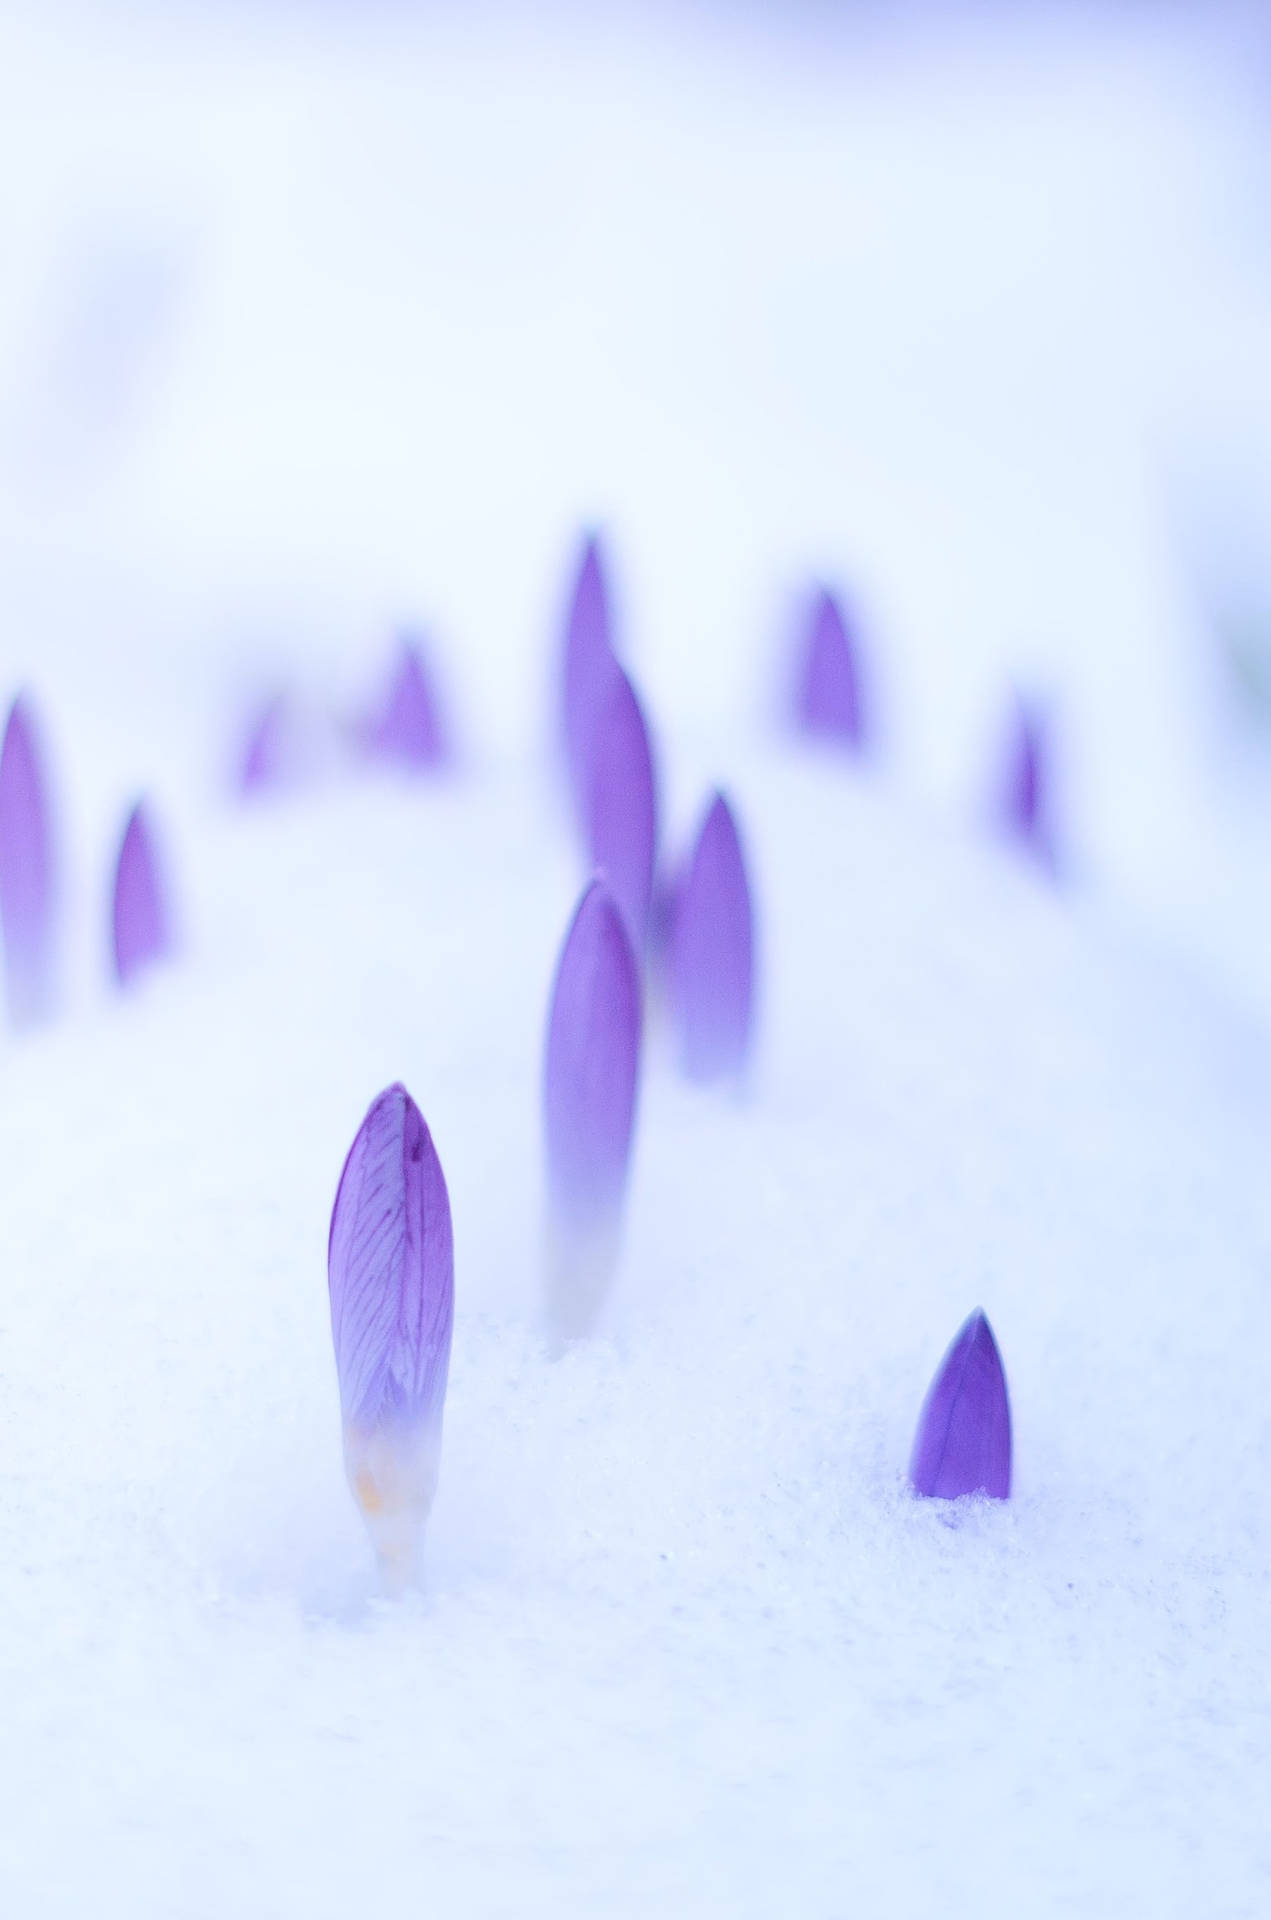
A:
[0, 3, 1270, 1915]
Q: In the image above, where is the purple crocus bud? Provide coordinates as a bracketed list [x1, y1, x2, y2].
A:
[1000, 696, 1057, 873]
[369, 635, 448, 771]
[543, 880, 642, 1340]
[239, 693, 288, 795]
[0, 695, 56, 1024]
[562, 533, 621, 826]
[586, 666, 657, 951]
[669, 790, 755, 1084]
[795, 588, 865, 748]
[111, 799, 171, 988]
[909, 1310, 1012, 1500]
[328, 1082, 454, 1581]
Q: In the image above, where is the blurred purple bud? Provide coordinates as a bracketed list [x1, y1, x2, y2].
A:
[369, 635, 449, 771]
[796, 588, 865, 748]
[239, 693, 289, 795]
[111, 800, 171, 988]
[0, 695, 57, 1024]
[909, 1310, 1012, 1500]
[670, 791, 755, 1083]
[543, 880, 642, 1338]
[328, 1082, 454, 1576]
[562, 533, 621, 825]
[1000, 697, 1057, 873]
[586, 666, 657, 950]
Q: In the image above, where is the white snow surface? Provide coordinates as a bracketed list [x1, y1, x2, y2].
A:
[0, 3, 1270, 1916]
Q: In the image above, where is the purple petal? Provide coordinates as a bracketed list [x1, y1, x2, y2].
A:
[585, 666, 657, 950]
[796, 588, 865, 747]
[111, 800, 170, 988]
[369, 636, 449, 771]
[328, 1084, 454, 1571]
[543, 882, 641, 1335]
[0, 695, 56, 1023]
[328, 1083, 454, 1438]
[239, 693, 288, 794]
[1001, 697, 1057, 872]
[669, 790, 755, 1083]
[562, 533, 621, 825]
[909, 1310, 1012, 1500]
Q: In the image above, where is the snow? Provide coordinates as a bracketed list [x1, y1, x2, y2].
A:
[0, 3, 1269, 1915]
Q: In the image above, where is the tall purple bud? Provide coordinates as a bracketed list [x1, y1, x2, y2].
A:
[543, 880, 642, 1340]
[0, 696, 56, 1024]
[1000, 696, 1056, 873]
[670, 790, 755, 1084]
[111, 800, 171, 988]
[369, 636, 448, 771]
[909, 1310, 1012, 1500]
[586, 666, 657, 951]
[796, 588, 865, 748]
[328, 1083, 454, 1582]
[562, 533, 620, 826]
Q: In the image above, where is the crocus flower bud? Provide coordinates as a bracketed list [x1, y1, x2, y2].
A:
[562, 533, 620, 826]
[669, 790, 755, 1084]
[1000, 696, 1056, 873]
[586, 666, 657, 951]
[328, 1083, 454, 1583]
[543, 880, 642, 1340]
[0, 695, 56, 1024]
[795, 588, 865, 748]
[111, 800, 171, 988]
[909, 1309, 1012, 1500]
[239, 693, 288, 795]
[369, 635, 448, 771]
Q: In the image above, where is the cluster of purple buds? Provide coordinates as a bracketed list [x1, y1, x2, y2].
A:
[328, 1082, 455, 1584]
[0, 697, 178, 1013]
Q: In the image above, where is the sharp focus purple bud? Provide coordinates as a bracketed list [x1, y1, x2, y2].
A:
[0, 696, 56, 1024]
[369, 636, 449, 771]
[585, 666, 657, 951]
[543, 880, 642, 1339]
[111, 800, 171, 988]
[562, 533, 620, 826]
[909, 1310, 1012, 1500]
[796, 588, 866, 747]
[1000, 697, 1057, 873]
[328, 1082, 454, 1579]
[669, 790, 755, 1083]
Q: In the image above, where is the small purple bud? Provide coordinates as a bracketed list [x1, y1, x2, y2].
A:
[669, 791, 755, 1084]
[111, 800, 171, 988]
[562, 533, 621, 825]
[369, 635, 448, 771]
[795, 588, 865, 748]
[586, 666, 657, 951]
[239, 693, 288, 795]
[328, 1083, 454, 1580]
[909, 1310, 1012, 1500]
[0, 695, 56, 1024]
[543, 880, 642, 1339]
[1000, 697, 1057, 873]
